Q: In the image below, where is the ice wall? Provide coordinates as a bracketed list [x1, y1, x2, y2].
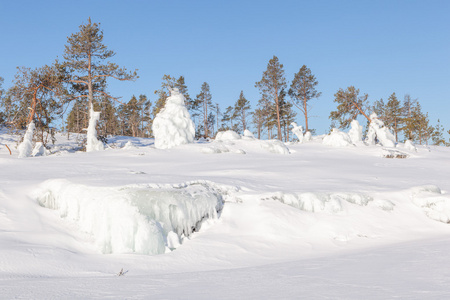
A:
[34, 180, 224, 255]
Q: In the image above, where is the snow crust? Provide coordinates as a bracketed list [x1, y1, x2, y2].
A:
[85, 107, 105, 152]
[152, 88, 195, 149]
[34, 180, 224, 255]
[17, 121, 35, 158]
[322, 128, 353, 147]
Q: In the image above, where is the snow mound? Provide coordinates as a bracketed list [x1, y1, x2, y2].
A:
[242, 129, 255, 139]
[33, 180, 224, 255]
[261, 140, 290, 154]
[262, 191, 373, 213]
[411, 185, 450, 223]
[17, 121, 35, 158]
[404, 140, 417, 152]
[31, 142, 48, 157]
[303, 131, 312, 142]
[152, 88, 195, 149]
[322, 128, 353, 147]
[215, 130, 241, 141]
[122, 141, 137, 149]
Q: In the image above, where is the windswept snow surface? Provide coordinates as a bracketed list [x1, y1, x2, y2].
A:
[1, 127, 450, 298]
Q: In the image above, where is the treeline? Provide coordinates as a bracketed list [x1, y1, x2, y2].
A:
[0, 19, 448, 147]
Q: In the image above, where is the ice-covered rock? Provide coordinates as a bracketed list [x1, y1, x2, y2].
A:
[322, 128, 353, 147]
[365, 113, 396, 147]
[348, 120, 364, 145]
[215, 130, 241, 141]
[86, 106, 105, 152]
[291, 122, 304, 143]
[18, 121, 35, 158]
[152, 88, 195, 149]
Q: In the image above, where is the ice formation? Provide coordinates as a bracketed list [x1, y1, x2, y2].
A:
[215, 130, 241, 141]
[17, 121, 35, 158]
[291, 122, 304, 143]
[152, 89, 195, 149]
[348, 120, 363, 145]
[365, 113, 396, 147]
[322, 128, 353, 147]
[85, 106, 104, 152]
[34, 180, 224, 255]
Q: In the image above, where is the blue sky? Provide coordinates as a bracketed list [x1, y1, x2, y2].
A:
[1, 0, 449, 137]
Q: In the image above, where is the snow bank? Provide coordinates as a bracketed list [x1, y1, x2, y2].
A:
[85, 107, 104, 152]
[152, 88, 195, 149]
[17, 121, 35, 158]
[243, 129, 255, 139]
[404, 140, 417, 152]
[365, 113, 396, 147]
[215, 130, 241, 141]
[33, 180, 224, 255]
[322, 128, 353, 147]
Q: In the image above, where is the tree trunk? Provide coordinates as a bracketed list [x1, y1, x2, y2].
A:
[275, 88, 282, 140]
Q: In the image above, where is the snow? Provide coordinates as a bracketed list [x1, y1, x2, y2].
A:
[85, 106, 105, 152]
[152, 88, 195, 149]
[322, 128, 353, 147]
[1, 127, 450, 298]
[291, 122, 304, 143]
[348, 119, 364, 145]
[17, 120, 35, 158]
[215, 130, 241, 141]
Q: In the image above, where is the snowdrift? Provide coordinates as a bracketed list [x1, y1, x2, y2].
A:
[33, 180, 225, 255]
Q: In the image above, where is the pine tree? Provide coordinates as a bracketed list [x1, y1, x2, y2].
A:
[431, 119, 446, 146]
[279, 89, 296, 142]
[194, 82, 213, 138]
[329, 86, 370, 129]
[0, 77, 4, 125]
[138, 94, 151, 137]
[220, 105, 234, 131]
[153, 75, 176, 119]
[401, 94, 418, 141]
[255, 55, 286, 140]
[232, 90, 251, 134]
[62, 18, 137, 149]
[385, 93, 403, 141]
[288, 65, 321, 132]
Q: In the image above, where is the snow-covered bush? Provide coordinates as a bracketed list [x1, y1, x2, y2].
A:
[32, 142, 48, 157]
[18, 121, 35, 158]
[85, 107, 105, 152]
[404, 140, 417, 152]
[348, 120, 363, 145]
[215, 130, 241, 141]
[303, 131, 312, 142]
[365, 113, 396, 147]
[291, 122, 304, 143]
[152, 88, 195, 149]
[322, 128, 353, 147]
[242, 129, 255, 139]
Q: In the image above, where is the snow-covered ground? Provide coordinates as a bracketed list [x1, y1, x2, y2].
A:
[1, 128, 450, 299]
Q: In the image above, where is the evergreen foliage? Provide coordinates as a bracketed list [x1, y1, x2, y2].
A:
[329, 86, 370, 130]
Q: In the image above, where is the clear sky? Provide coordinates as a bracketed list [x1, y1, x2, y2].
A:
[1, 0, 449, 137]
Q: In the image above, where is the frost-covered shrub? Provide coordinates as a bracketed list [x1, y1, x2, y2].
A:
[348, 120, 363, 145]
[32, 142, 47, 157]
[18, 121, 35, 158]
[322, 128, 353, 147]
[291, 122, 304, 143]
[152, 88, 195, 149]
[303, 131, 312, 142]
